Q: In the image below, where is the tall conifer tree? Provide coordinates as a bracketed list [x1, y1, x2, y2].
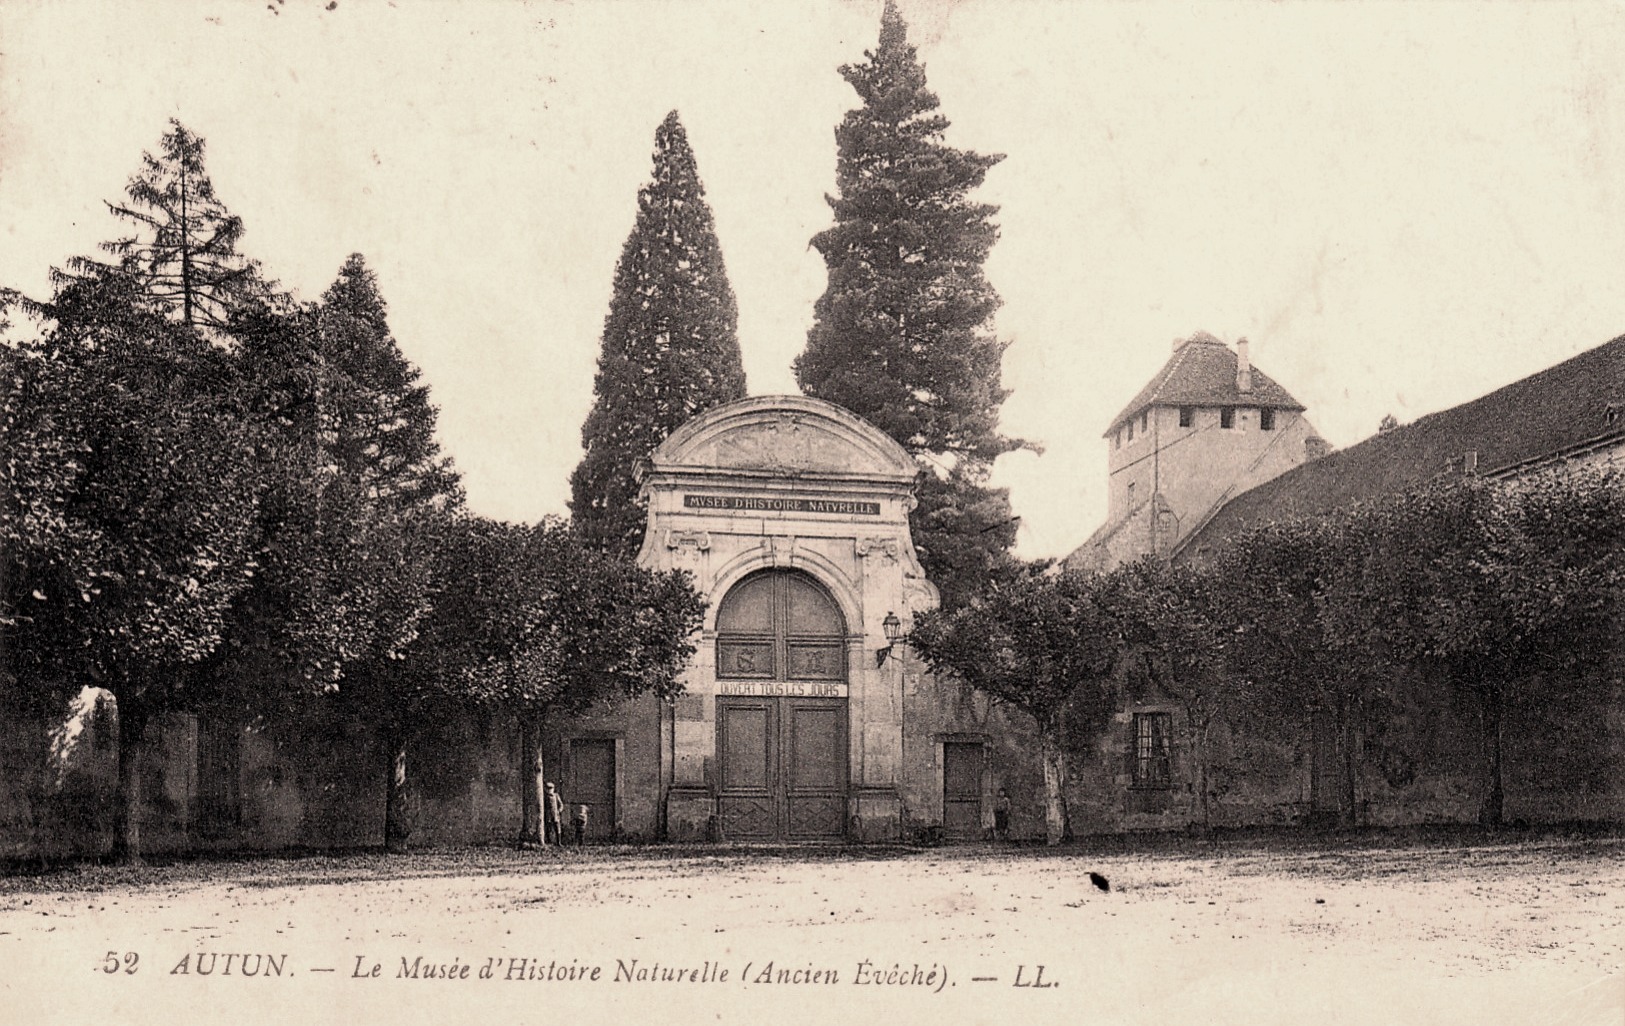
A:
[571, 112, 747, 557]
[227, 254, 462, 850]
[60, 120, 266, 332]
[795, 1, 1024, 608]
[314, 254, 462, 512]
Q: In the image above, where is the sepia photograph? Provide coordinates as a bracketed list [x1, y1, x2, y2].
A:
[2, 1, 1622, 1024]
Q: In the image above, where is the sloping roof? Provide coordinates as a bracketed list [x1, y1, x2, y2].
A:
[1177, 333, 1625, 558]
[1105, 332, 1305, 437]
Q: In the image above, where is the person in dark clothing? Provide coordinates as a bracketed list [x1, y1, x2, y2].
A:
[994, 788, 1012, 841]
[573, 803, 588, 846]
[544, 781, 563, 845]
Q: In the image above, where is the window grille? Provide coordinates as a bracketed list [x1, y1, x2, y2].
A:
[1133, 712, 1172, 788]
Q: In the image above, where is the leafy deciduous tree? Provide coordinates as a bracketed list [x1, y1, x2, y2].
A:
[911, 568, 1123, 844]
[1323, 472, 1625, 827]
[1, 270, 263, 861]
[418, 518, 703, 847]
[1208, 515, 1382, 828]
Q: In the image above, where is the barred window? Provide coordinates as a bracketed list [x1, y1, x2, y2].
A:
[1133, 712, 1172, 788]
[1178, 407, 1193, 428]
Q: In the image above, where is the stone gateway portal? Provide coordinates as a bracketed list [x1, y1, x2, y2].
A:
[542, 394, 1023, 844]
[634, 394, 939, 843]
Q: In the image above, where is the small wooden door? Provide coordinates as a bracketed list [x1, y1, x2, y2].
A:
[717, 697, 846, 841]
[942, 742, 984, 840]
[569, 738, 616, 841]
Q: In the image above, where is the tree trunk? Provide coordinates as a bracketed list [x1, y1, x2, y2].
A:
[384, 738, 410, 853]
[1039, 733, 1068, 846]
[518, 717, 544, 847]
[1335, 701, 1359, 829]
[111, 692, 148, 865]
[1192, 712, 1212, 834]
[1477, 686, 1505, 828]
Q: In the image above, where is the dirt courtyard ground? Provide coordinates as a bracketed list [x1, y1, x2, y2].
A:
[1, 832, 1621, 1026]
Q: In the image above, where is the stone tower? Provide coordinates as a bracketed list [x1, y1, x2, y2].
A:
[1067, 331, 1328, 570]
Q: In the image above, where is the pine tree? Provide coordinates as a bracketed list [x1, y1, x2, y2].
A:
[313, 254, 461, 850]
[570, 111, 747, 557]
[60, 120, 265, 332]
[795, 1, 1023, 608]
[226, 255, 461, 850]
[315, 254, 461, 513]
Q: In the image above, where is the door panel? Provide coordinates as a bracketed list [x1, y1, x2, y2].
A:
[784, 701, 846, 840]
[569, 738, 616, 840]
[785, 705, 842, 788]
[721, 704, 772, 790]
[942, 742, 984, 840]
[718, 700, 778, 840]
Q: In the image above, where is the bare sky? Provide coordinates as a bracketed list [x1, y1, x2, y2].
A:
[4, 0, 1624, 559]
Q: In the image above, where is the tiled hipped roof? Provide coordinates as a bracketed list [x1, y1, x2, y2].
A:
[1105, 333, 1304, 437]
[1177, 333, 1625, 558]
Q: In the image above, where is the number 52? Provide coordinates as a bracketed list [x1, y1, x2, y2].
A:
[102, 951, 139, 974]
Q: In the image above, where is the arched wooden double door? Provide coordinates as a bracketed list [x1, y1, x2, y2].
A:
[714, 570, 848, 841]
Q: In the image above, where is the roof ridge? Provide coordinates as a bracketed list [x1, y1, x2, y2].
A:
[1176, 331, 1625, 559]
[1103, 335, 1305, 436]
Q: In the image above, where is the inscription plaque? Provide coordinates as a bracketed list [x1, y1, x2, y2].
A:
[684, 494, 881, 516]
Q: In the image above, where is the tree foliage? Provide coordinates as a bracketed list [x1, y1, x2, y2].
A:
[1204, 513, 1385, 826]
[1, 269, 265, 860]
[1, 119, 714, 859]
[405, 517, 704, 846]
[1319, 471, 1625, 826]
[314, 255, 461, 512]
[911, 566, 1124, 844]
[795, 1, 1022, 608]
[218, 255, 461, 696]
[57, 120, 267, 333]
[571, 111, 747, 558]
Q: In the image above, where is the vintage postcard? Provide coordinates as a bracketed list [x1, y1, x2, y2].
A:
[2, 2, 1622, 1024]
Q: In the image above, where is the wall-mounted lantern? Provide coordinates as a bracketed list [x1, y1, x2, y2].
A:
[875, 611, 904, 667]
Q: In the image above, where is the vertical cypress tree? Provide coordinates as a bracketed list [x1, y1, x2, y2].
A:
[571, 111, 747, 557]
[795, 1, 1024, 608]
